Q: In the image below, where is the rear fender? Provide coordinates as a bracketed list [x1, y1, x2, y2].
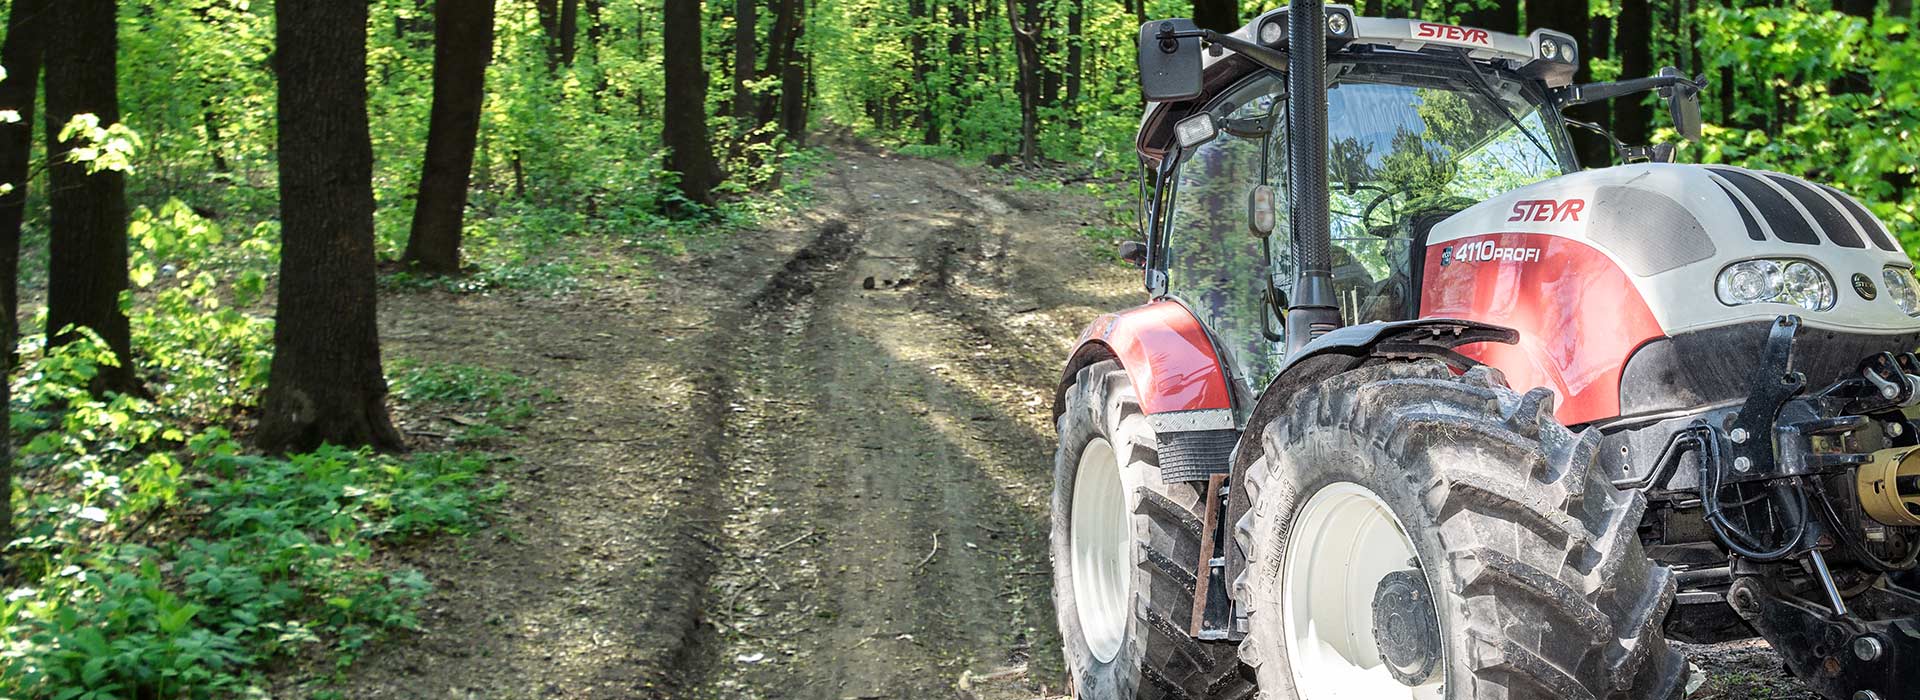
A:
[1054, 301, 1236, 433]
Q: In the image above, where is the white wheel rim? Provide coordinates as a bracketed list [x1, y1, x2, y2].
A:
[1282, 482, 1443, 699]
[1071, 436, 1129, 663]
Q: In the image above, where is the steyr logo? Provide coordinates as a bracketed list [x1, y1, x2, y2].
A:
[1508, 198, 1586, 223]
[1414, 22, 1491, 45]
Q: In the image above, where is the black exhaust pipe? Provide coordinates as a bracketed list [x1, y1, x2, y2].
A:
[1285, 0, 1340, 351]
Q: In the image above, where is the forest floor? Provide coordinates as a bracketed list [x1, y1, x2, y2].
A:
[310, 142, 1812, 699]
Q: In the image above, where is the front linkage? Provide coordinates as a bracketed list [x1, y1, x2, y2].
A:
[1629, 315, 1920, 700]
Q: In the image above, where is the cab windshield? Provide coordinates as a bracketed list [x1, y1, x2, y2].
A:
[1159, 56, 1572, 391]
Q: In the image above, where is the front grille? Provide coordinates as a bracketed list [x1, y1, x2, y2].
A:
[1709, 167, 1822, 245]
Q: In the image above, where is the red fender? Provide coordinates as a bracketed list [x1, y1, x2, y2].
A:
[1055, 301, 1236, 419]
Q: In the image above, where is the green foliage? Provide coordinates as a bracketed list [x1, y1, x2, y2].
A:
[1691, 4, 1920, 246]
[4, 328, 506, 698]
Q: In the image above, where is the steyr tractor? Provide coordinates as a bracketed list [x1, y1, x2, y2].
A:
[1047, 3, 1920, 699]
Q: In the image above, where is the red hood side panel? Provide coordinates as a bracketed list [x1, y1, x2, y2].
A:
[1420, 233, 1664, 425]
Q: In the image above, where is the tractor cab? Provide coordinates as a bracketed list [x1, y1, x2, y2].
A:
[1132, 7, 1696, 402]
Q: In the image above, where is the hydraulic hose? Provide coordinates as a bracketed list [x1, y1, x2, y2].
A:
[1696, 431, 1808, 562]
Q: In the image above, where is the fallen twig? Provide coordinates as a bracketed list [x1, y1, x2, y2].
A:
[915, 530, 942, 571]
[770, 530, 819, 553]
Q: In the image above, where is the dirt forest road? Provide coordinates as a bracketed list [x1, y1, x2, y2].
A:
[323, 144, 1811, 699]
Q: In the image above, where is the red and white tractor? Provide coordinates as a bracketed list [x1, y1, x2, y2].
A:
[1048, 3, 1920, 699]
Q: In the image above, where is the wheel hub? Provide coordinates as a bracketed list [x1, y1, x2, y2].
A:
[1372, 569, 1441, 686]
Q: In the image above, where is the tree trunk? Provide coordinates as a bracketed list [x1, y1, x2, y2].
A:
[664, 0, 722, 206]
[1457, 0, 1516, 32]
[0, 0, 48, 348]
[1065, 0, 1083, 129]
[759, 0, 792, 127]
[259, 0, 404, 453]
[946, 0, 969, 129]
[909, 0, 935, 143]
[559, 0, 580, 66]
[1190, 0, 1237, 32]
[202, 98, 231, 173]
[45, 0, 138, 394]
[403, 0, 496, 275]
[1613, 0, 1651, 147]
[732, 0, 757, 124]
[776, 0, 808, 141]
[537, 0, 561, 70]
[0, 0, 42, 553]
[1004, 0, 1040, 163]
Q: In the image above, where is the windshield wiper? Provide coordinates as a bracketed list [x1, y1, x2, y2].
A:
[1452, 50, 1555, 164]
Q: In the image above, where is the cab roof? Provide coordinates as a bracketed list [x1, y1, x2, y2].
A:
[1136, 6, 1579, 163]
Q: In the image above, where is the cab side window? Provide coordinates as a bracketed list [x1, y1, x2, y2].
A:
[1164, 105, 1285, 393]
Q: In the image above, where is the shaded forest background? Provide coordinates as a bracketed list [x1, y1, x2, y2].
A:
[0, 0, 1916, 696]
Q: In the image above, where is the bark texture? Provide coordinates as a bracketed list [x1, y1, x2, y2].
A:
[259, 0, 404, 453]
[403, 0, 499, 274]
[664, 0, 722, 207]
[44, 0, 138, 393]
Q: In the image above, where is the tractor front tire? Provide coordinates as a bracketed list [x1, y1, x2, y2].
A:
[1052, 360, 1251, 699]
[1233, 361, 1689, 700]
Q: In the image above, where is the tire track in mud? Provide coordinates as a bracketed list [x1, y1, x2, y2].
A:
[675, 148, 1126, 700]
[643, 216, 867, 696]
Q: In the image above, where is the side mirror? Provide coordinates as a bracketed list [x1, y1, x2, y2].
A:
[1660, 66, 1703, 142]
[1119, 240, 1149, 267]
[1139, 19, 1203, 102]
[1248, 184, 1275, 236]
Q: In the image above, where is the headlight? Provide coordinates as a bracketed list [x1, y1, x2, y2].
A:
[1884, 267, 1920, 316]
[1716, 259, 1835, 311]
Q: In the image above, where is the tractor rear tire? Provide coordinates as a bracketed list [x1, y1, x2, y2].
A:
[1052, 360, 1252, 699]
[1233, 360, 1689, 700]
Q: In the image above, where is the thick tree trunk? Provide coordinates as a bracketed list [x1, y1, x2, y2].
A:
[403, 0, 497, 274]
[1004, 0, 1040, 163]
[0, 0, 47, 346]
[259, 0, 403, 453]
[664, 0, 722, 206]
[1190, 0, 1237, 33]
[732, 0, 757, 124]
[45, 0, 138, 393]
[560, 0, 580, 66]
[1613, 0, 1651, 147]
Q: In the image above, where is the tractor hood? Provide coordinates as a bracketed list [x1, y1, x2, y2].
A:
[1426, 163, 1920, 336]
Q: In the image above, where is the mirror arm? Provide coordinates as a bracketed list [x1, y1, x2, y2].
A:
[1153, 26, 1291, 74]
[1553, 74, 1702, 108]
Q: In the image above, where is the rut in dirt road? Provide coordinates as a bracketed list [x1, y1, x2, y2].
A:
[683, 149, 1135, 700]
[331, 145, 1132, 700]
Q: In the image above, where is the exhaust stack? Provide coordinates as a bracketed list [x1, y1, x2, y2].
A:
[1284, 0, 1340, 351]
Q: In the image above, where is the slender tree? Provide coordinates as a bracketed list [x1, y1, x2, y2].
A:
[732, 0, 758, 124]
[664, 0, 723, 206]
[258, 0, 404, 453]
[0, 0, 47, 339]
[1191, 0, 1236, 32]
[44, 0, 138, 393]
[1613, 0, 1652, 147]
[402, 0, 498, 274]
[0, 0, 44, 554]
[560, 0, 581, 66]
[1457, 0, 1516, 32]
[775, 0, 810, 140]
[1005, 0, 1041, 163]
